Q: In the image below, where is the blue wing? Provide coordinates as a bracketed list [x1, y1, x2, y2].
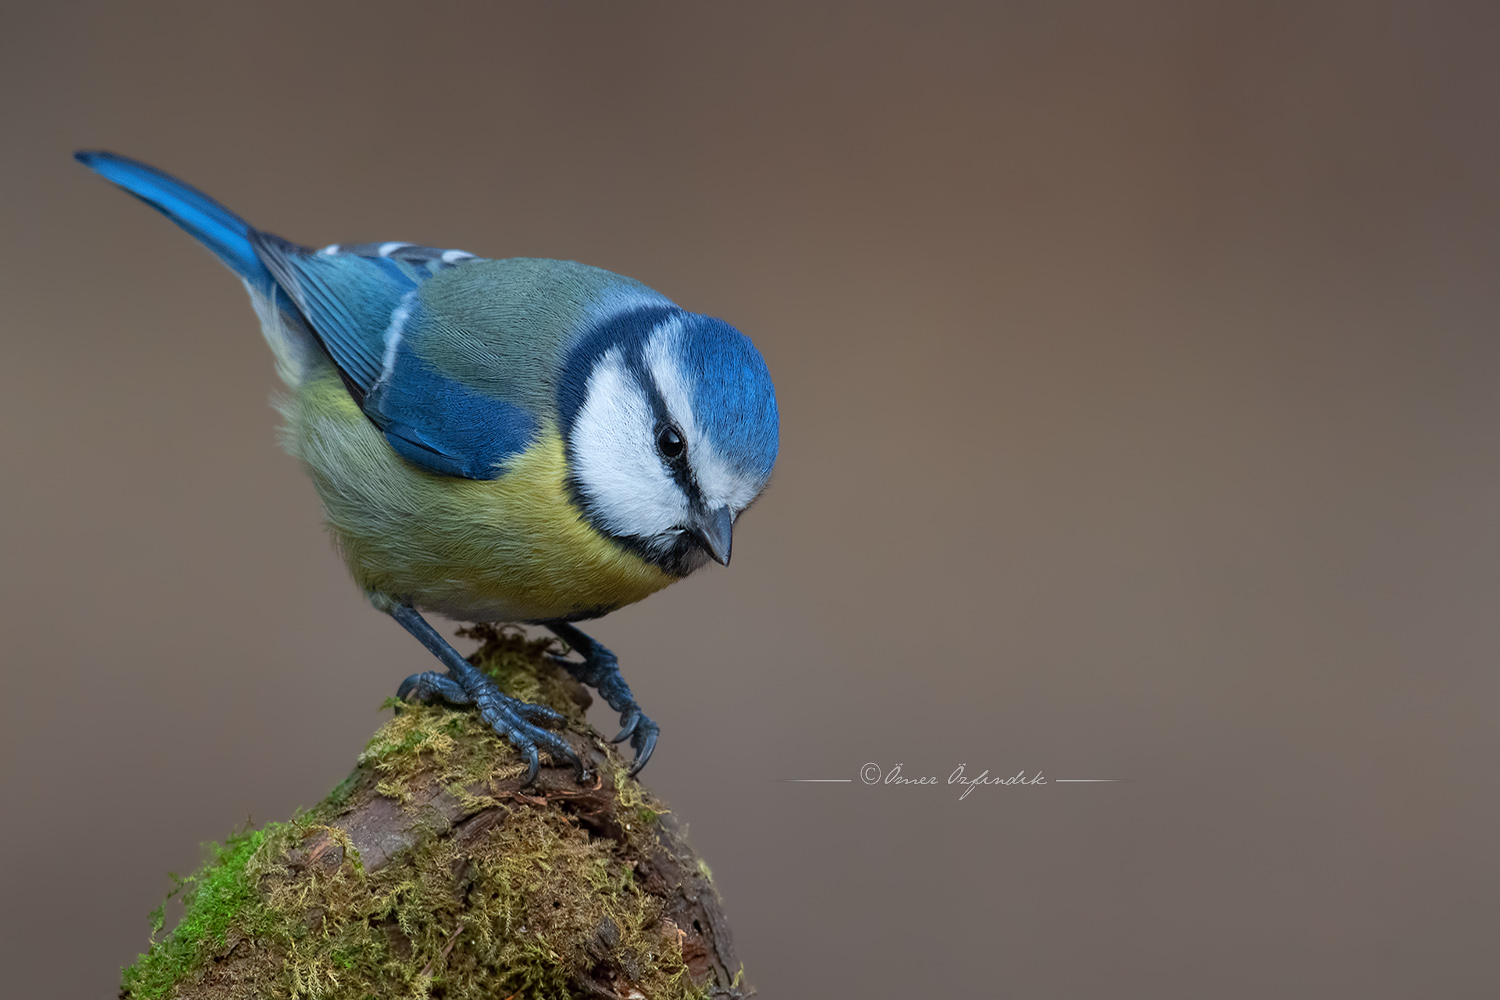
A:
[252, 235, 536, 480]
[76, 150, 534, 481]
[251, 232, 428, 394]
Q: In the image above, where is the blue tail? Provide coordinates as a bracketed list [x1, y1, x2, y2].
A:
[74, 151, 275, 289]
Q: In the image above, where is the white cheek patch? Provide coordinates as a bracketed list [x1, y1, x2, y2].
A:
[643, 324, 765, 514]
[570, 348, 689, 543]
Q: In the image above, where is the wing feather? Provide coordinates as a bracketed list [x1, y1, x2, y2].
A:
[251, 235, 536, 479]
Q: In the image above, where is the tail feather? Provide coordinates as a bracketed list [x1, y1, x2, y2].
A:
[74, 150, 274, 288]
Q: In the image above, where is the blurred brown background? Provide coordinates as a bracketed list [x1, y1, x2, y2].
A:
[3, 2, 1498, 996]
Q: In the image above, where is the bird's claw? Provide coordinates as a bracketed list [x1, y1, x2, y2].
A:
[543, 622, 659, 779]
[395, 666, 587, 785]
[474, 695, 588, 785]
[397, 670, 471, 705]
[521, 744, 541, 786]
[610, 708, 641, 744]
[622, 712, 659, 776]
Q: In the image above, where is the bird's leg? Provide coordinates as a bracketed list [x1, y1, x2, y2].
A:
[384, 602, 587, 784]
[543, 622, 659, 776]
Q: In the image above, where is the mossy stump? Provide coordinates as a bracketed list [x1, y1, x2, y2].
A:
[121, 626, 747, 1000]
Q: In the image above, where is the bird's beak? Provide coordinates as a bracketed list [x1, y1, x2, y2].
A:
[688, 506, 734, 566]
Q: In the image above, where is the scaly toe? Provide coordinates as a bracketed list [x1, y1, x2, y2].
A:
[514, 700, 567, 728]
[397, 671, 472, 705]
[475, 697, 588, 784]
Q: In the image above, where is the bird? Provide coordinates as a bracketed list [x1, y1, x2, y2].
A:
[75, 150, 779, 783]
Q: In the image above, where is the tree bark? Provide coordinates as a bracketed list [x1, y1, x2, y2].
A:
[120, 626, 750, 1000]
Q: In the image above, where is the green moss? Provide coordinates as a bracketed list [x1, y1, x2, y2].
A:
[121, 626, 723, 1000]
[120, 828, 269, 1000]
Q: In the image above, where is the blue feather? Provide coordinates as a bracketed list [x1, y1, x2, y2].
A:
[252, 232, 423, 394]
[74, 151, 273, 288]
[367, 300, 539, 479]
[678, 316, 779, 479]
[72, 152, 695, 487]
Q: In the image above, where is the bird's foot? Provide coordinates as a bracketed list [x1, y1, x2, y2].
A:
[545, 622, 659, 776]
[396, 665, 587, 785]
[395, 670, 471, 705]
[604, 705, 661, 778]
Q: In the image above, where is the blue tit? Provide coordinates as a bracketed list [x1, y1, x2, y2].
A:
[76, 151, 779, 782]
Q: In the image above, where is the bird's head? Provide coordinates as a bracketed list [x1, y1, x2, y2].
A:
[560, 307, 779, 577]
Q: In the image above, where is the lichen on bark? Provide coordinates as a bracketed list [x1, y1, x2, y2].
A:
[120, 626, 747, 1000]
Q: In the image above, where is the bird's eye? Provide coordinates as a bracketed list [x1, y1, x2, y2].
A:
[656, 425, 685, 460]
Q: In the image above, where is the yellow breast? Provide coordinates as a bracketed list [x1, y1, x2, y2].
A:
[284, 371, 677, 623]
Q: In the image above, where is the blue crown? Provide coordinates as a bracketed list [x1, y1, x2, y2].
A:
[677, 315, 779, 481]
